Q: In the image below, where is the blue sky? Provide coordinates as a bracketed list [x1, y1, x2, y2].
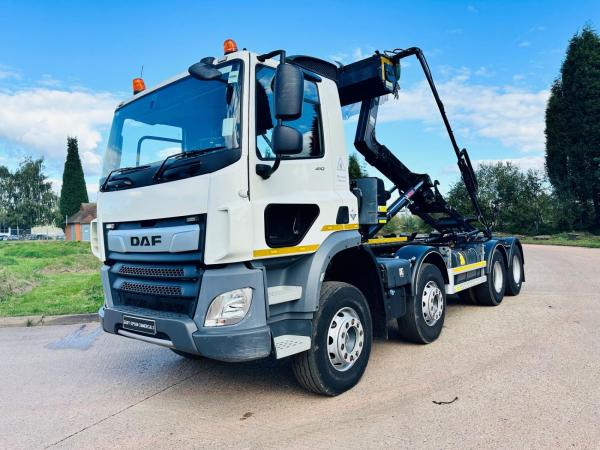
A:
[0, 0, 598, 198]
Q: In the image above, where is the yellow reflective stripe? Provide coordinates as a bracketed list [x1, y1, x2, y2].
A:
[367, 236, 408, 244]
[378, 205, 388, 212]
[378, 219, 387, 224]
[450, 260, 487, 274]
[321, 224, 359, 231]
[253, 244, 320, 258]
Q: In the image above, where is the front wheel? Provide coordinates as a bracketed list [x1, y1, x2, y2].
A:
[292, 281, 372, 396]
[397, 263, 446, 344]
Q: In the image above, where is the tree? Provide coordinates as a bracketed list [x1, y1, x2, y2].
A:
[545, 26, 600, 228]
[0, 158, 59, 229]
[447, 162, 555, 235]
[348, 153, 368, 179]
[60, 137, 88, 223]
[0, 165, 11, 228]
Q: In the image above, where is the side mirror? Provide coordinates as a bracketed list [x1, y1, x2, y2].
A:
[188, 62, 222, 81]
[272, 125, 303, 155]
[274, 63, 304, 120]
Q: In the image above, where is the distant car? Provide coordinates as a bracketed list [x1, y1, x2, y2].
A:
[7, 235, 20, 241]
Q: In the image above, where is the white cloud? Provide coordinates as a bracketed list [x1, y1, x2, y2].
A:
[0, 88, 118, 175]
[0, 65, 20, 80]
[37, 74, 61, 87]
[474, 66, 495, 78]
[49, 178, 62, 194]
[330, 47, 374, 64]
[440, 156, 545, 177]
[518, 41, 531, 48]
[474, 156, 545, 172]
[368, 74, 549, 153]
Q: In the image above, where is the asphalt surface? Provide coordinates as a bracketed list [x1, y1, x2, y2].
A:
[1, 244, 599, 449]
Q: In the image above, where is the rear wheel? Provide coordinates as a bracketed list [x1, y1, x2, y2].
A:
[397, 263, 446, 344]
[292, 281, 372, 396]
[505, 247, 524, 296]
[473, 249, 506, 306]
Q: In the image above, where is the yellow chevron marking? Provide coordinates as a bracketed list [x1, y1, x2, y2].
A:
[450, 260, 487, 274]
[253, 244, 320, 258]
[321, 224, 359, 231]
[367, 236, 409, 244]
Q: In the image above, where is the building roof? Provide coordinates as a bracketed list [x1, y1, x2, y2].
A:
[67, 203, 97, 224]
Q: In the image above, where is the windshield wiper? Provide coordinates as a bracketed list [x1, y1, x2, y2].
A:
[153, 146, 226, 181]
[100, 165, 151, 191]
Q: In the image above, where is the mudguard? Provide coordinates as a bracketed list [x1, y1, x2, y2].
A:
[497, 236, 525, 281]
[394, 245, 447, 297]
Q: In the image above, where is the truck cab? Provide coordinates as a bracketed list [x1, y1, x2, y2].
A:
[92, 41, 525, 396]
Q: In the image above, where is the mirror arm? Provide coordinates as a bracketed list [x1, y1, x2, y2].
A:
[257, 117, 284, 179]
[256, 154, 281, 180]
[257, 49, 286, 63]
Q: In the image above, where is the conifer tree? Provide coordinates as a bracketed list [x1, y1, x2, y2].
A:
[59, 137, 89, 222]
[545, 26, 600, 227]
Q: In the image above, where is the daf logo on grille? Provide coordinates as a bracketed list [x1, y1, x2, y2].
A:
[130, 235, 162, 246]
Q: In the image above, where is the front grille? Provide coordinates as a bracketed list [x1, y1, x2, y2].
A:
[118, 292, 194, 316]
[118, 265, 185, 279]
[120, 281, 183, 297]
[104, 215, 205, 319]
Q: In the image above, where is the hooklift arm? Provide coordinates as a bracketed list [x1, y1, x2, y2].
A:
[354, 47, 491, 239]
[391, 48, 489, 235]
[287, 47, 491, 240]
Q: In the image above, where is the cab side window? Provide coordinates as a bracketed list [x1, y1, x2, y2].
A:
[255, 65, 324, 159]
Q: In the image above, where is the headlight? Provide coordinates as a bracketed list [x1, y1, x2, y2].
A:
[204, 288, 252, 327]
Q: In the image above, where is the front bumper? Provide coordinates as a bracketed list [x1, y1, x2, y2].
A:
[100, 263, 272, 362]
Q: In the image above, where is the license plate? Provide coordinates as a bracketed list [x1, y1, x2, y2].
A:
[122, 315, 156, 335]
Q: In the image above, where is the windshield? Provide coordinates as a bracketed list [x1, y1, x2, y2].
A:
[102, 60, 243, 177]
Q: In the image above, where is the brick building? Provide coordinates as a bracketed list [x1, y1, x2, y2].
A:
[65, 203, 97, 242]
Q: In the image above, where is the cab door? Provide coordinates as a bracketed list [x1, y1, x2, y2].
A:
[248, 58, 348, 258]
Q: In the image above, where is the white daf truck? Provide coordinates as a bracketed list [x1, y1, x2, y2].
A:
[91, 40, 525, 395]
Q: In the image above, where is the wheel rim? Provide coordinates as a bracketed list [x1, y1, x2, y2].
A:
[327, 306, 364, 372]
[493, 260, 504, 293]
[512, 254, 521, 284]
[422, 280, 443, 326]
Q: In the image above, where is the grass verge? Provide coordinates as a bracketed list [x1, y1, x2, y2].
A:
[0, 241, 102, 317]
[517, 232, 600, 248]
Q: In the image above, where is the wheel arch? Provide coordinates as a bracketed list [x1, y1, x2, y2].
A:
[324, 245, 388, 337]
[484, 239, 508, 272]
[303, 230, 363, 312]
[394, 245, 449, 296]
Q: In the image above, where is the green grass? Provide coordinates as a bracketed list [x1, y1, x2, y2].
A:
[0, 231, 597, 318]
[0, 241, 102, 317]
[516, 232, 600, 248]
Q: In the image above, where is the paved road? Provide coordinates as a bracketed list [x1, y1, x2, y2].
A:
[1, 245, 599, 449]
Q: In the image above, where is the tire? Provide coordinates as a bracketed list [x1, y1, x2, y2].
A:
[458, 289, 477, 305]
[292, 281, 372, 396]
[170, 349, 203, 360]
[472, 249, 506, 306]
[505, 247, 524, 296]
[397, 263, 446, 344]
